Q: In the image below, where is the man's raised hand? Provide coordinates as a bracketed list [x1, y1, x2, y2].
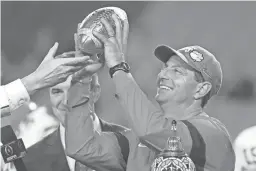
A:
[92, 14, 129, 68]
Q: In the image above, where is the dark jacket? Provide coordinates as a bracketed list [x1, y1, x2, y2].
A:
[18, 117, 128, 171]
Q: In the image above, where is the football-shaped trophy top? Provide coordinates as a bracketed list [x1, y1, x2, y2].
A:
[76, 7, 127, 55]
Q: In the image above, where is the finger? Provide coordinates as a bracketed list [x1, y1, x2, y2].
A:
[65, 67, 88, 82]
[92, 30, 109, 44]
[58, 51, 84, 58]
[84, 62, 103, 70]
[61, 51, 85, 58]
[55, 51, 76, 59]
[74, 33, 79, 51]
[112, 14, 122, 50]
[77, 28, 88, 36]
[100, 18, 115, 37]
[67, 65, 85, 73]
[63, 56, 92, 66]
[90, 74, 100, 88]
[73, 62, 103, 81]
[91, 73, 99, 83]
[43, 42, 59, 61]
[76, 23, 82, 37]
[77, 23, 81, 31]
[122, 19, 129, 54]
[72, 68, 88, 80]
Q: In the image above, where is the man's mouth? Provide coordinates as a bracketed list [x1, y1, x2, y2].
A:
[57, 106, 71, 112]
[159, 84, 172, 90]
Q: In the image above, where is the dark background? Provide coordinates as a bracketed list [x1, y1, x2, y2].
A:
[1, 1, 256, 143]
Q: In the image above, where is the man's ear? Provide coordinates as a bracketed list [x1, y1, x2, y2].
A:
[194, 81, 212, 100]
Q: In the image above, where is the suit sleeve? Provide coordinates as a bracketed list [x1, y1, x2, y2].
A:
[0, 79, 30, 117]
[65, 90, 126, 171]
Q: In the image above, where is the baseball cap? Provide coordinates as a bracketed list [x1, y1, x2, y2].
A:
[233, 126, 256, 171]
[154, 45, 223, 98]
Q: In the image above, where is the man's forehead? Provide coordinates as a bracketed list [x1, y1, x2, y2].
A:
[165, 55, 187, 67]
[164, 55, 196, 72]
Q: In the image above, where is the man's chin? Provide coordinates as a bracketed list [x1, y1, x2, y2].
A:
[52, 109, 66, 118]
[155, 93, 175, 106]
[155, 94, 165, 104]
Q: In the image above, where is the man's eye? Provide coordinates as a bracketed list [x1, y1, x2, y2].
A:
[51, 89, 62, 94]
[174, 68, 182, 73]
[175, 68, 187, 76]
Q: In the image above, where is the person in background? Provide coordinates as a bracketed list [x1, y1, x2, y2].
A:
[234, 126, 256, 171]
[0, 42, 92, 117]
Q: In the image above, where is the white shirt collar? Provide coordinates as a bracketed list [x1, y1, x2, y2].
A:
[59, 124, 66, 149]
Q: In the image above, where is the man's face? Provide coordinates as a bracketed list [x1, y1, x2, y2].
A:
[49, 74, 92, 125]
[49, 76, 73, 125]
[155, 55, 199, 105]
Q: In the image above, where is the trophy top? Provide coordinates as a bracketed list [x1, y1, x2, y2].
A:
[158, 120, 186, 157]
[151, 120, 196, 171]
[75, 7, 127, 55]
[78, 7, 127, 33]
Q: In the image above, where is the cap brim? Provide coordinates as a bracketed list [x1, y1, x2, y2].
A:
[154, 45, 188, 63]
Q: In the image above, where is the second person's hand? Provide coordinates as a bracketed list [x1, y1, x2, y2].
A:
[22, 42, 93, 95]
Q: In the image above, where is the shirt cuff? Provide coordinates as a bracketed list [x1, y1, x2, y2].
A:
[0, 86, 10, 113]
[4, 79, 30, 112]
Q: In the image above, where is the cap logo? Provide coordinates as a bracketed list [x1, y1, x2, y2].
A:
[189, 50, 204, 62]
[183, 47, 194, 53]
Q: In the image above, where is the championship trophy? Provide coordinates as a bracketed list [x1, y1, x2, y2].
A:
[75, 6, 127, 55]
[151, 120, 196, 171]
[72, 7, 128, 82]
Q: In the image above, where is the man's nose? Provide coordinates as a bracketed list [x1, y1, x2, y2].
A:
[158, 69, 169, 79]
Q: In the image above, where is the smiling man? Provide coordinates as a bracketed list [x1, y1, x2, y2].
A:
[86, 14, 236, 171]
[154, 46, 215, 113]
[63, 14, 236, 170]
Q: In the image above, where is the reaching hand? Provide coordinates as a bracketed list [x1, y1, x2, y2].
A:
[21, 42, 92, 95]
[92, 13, 129, 68]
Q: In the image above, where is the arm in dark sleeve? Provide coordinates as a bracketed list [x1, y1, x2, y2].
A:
[65, 96, 126, 171]
[112, 71, 166, 136]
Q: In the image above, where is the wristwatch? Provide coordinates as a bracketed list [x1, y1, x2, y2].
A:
[109, 62, 130, 78]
